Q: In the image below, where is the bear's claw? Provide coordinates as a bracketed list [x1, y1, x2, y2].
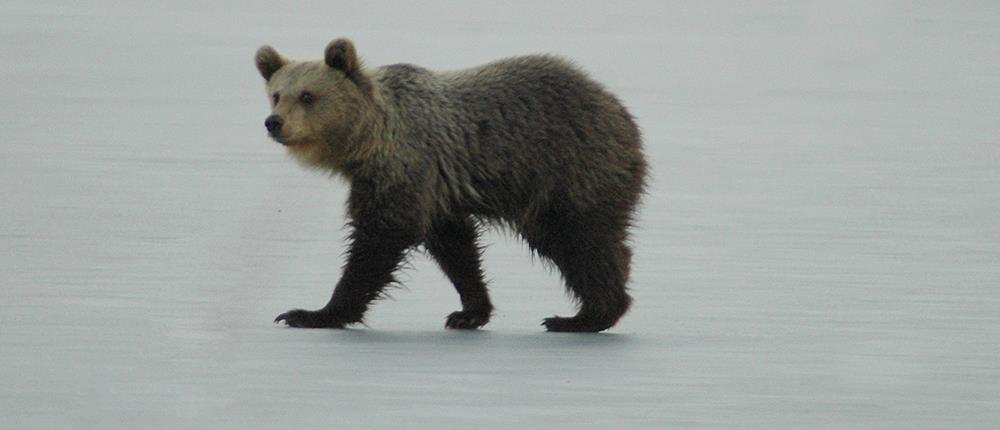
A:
[274, 309, 346, 328]
[445, 310, 491, 330]
[541, 315, 614, 333]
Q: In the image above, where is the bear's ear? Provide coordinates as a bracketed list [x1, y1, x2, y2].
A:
[255, 45, 286, 81]
[325, 38, 360, 75]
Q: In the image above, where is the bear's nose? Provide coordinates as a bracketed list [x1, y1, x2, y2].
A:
[264, 115, 283, 135]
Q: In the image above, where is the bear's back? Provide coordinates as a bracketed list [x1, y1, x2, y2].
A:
[372, 55, 643, 216]
[374, 55, 635, 152]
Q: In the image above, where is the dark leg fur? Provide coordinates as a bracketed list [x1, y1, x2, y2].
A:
[425, 217, 493, 329]
[275, 226, 416, 328]
[524, 209, 633, 333]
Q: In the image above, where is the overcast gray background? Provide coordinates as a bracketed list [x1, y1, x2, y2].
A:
[2, 1, 999, 428]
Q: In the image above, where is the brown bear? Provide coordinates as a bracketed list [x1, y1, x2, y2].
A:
[257, 38, 646, 332]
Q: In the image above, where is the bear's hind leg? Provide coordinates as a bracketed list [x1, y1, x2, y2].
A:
[525, 213, 633, 333]
[425, 216, 493, 329]
[542, 243, 632, 332]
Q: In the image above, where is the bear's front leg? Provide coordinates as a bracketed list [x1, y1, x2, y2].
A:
[275, 226, 417, 328]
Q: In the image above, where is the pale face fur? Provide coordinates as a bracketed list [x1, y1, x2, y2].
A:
[263, 60, 368, 171]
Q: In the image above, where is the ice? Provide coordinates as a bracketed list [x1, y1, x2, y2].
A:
[2, 1, 999, 428]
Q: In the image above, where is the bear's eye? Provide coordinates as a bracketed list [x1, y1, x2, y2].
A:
[272, 93, 279, 105]
[299, 91, 316, 105]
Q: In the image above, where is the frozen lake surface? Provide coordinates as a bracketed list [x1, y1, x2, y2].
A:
[2, 1, 999, 428]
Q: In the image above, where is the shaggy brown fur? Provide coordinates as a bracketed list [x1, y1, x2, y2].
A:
[258, 38, 646, 332]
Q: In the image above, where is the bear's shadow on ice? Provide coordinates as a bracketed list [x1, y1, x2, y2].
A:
[328, 329, 633, 349]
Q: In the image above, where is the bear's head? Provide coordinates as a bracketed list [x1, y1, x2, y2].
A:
[255, 38, 375, 171]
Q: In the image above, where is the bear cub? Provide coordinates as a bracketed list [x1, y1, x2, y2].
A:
[257, 38, 646, 332]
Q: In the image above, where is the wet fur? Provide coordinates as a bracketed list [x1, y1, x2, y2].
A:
[260, 39, 647, 332]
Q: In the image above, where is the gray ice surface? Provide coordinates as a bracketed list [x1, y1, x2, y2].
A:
[2, 1, 999, 428]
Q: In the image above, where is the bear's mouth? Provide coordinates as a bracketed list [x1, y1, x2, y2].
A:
[272, 135, 317, 149]
[270, 134, 291, 146]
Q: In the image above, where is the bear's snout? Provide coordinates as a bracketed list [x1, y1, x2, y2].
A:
[264, 114, 284, 136]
